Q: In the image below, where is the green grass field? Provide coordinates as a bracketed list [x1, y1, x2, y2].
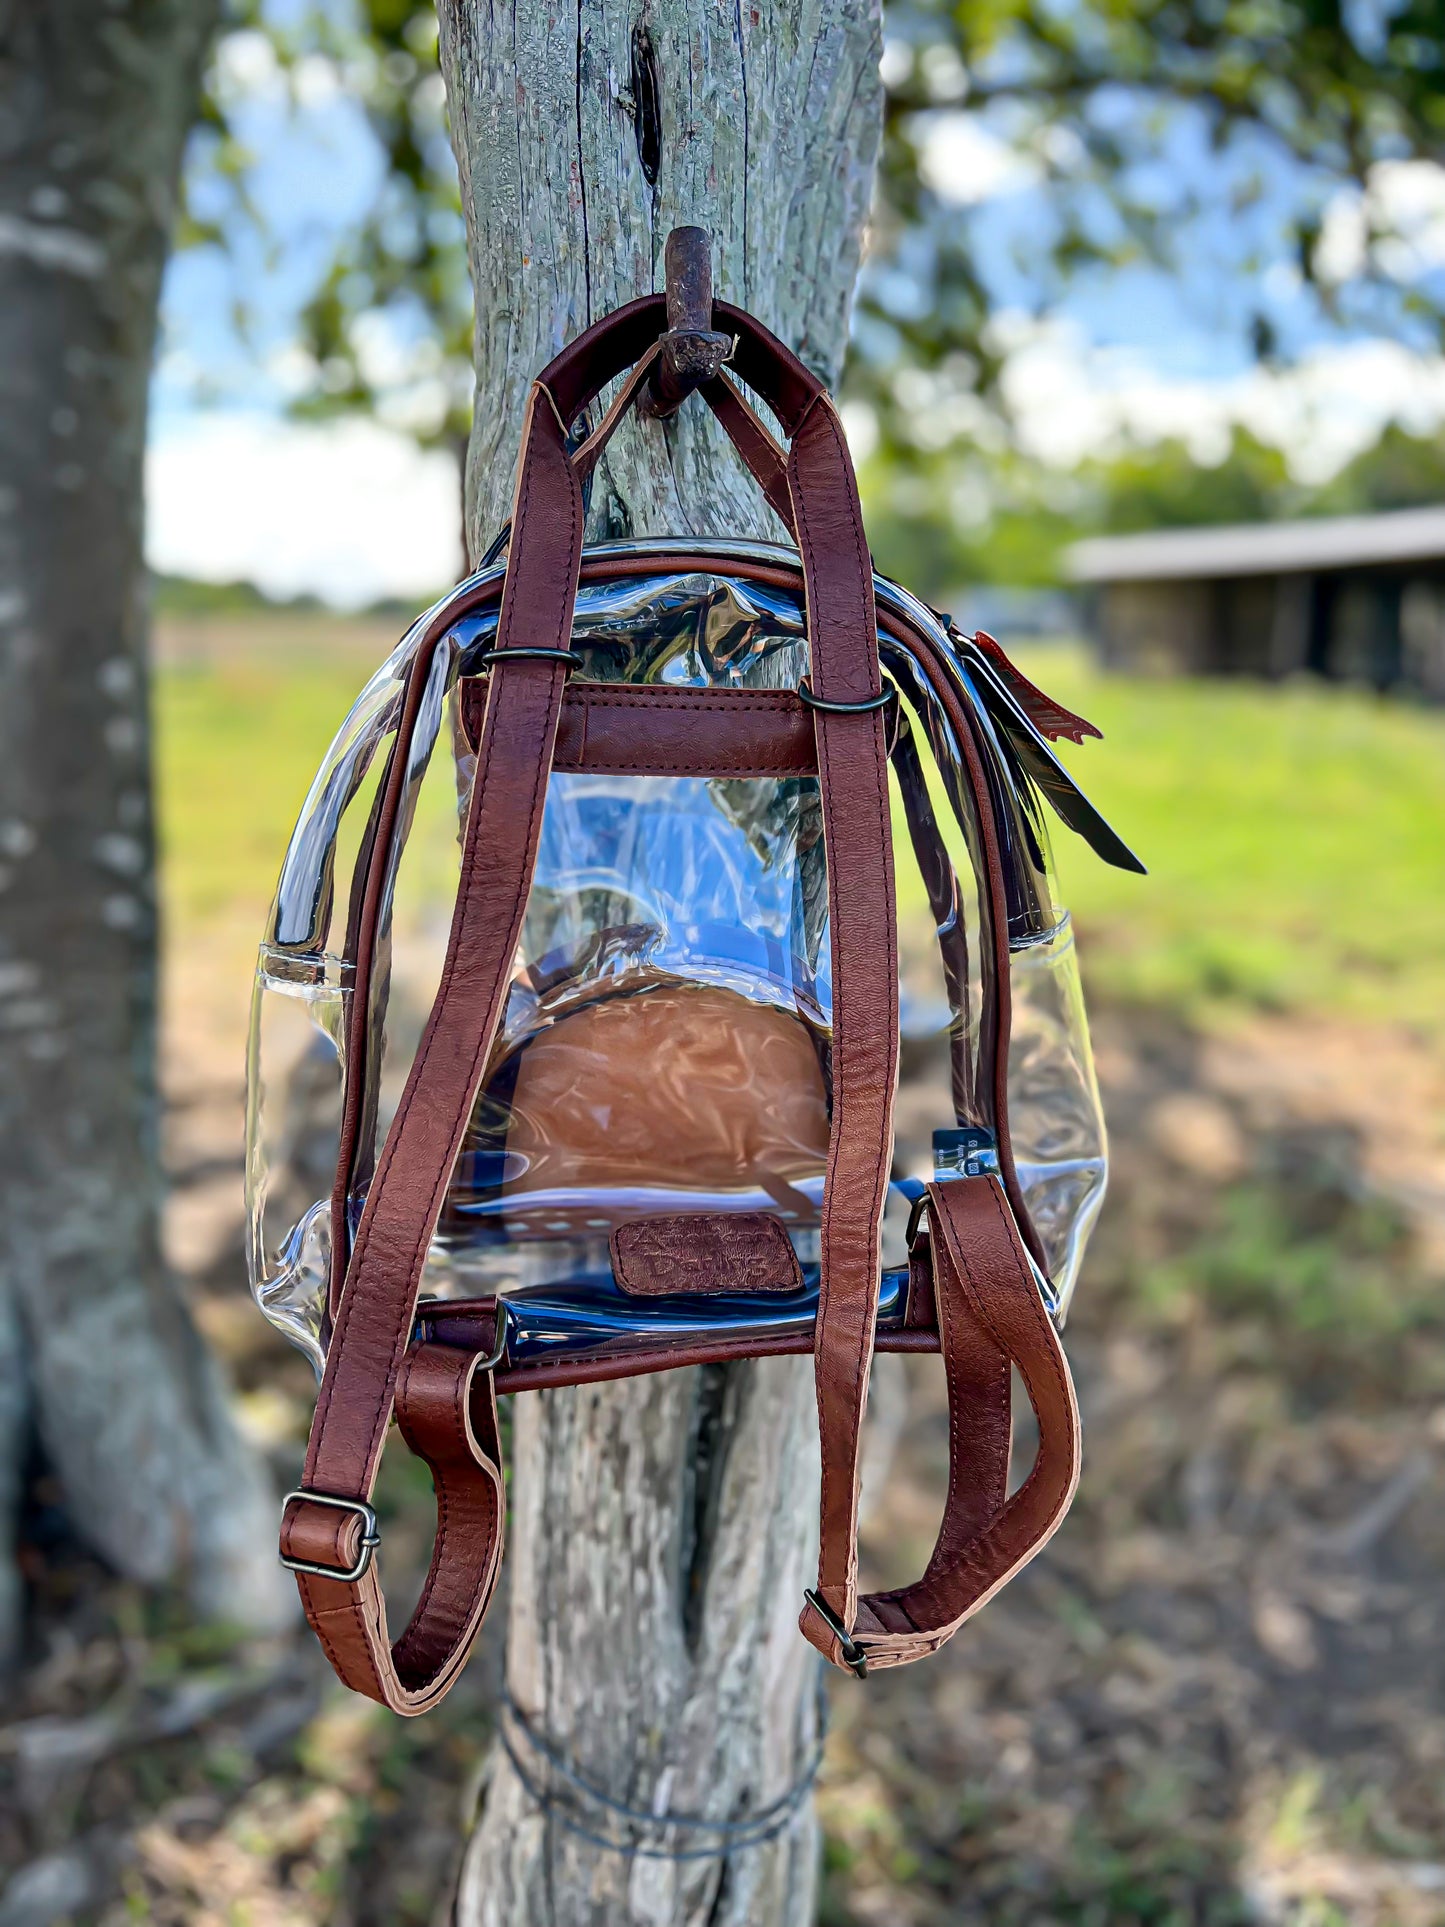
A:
[160, 654, 374, 928]
[155, 622, 1445, 1037]
[156, 618, 460, 938]
[148, 627, 1445, 1927]
[1017, 644, 1445, 1035]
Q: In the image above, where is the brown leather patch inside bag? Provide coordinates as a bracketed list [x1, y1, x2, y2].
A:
[611, 1212, 804, 1297]
[489, 983, 831, 1197]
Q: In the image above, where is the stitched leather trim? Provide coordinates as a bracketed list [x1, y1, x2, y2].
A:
[459, 679, 818, 778]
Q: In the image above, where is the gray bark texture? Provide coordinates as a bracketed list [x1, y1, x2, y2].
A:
[0, 4, 291, 1663]
[435, 5, 883, 1923]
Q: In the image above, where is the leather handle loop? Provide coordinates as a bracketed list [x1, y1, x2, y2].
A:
[566, 340, 665, 486]
[534, 292, 823, 439]
[702, 370, 797, 534]
[544, 302, 809, 547]
[571, 350, 796, 539]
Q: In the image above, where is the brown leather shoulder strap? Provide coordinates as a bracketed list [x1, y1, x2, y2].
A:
[281, 381, 584, 1709]
[281, 1337, 504, 1713]
[783, 393, 901, 1658]
[804, 1176, 1080, 1675]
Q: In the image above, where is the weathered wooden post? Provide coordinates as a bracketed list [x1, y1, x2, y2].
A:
[433, 5, 882, 1921]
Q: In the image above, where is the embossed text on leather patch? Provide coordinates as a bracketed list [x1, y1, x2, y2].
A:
[611, 1212, 803, 1297]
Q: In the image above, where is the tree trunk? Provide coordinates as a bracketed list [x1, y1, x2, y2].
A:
[0, 4, 292, 1662]
[436, 5, 882, 1922]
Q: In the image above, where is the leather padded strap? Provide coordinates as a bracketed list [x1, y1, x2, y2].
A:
[802, 1177, 1080, 1673]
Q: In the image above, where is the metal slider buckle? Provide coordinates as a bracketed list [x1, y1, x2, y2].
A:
[905, 1191, 931, 1254]
[796, 677, 895, 716]
[803, 1588, 869, 1678]
[477, 1302, 511, 1374]
[279, 1491, 381, 1584]
[478, 646, 582, 671]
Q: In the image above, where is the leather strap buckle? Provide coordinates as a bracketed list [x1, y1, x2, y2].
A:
[905, 1190, 930, 1253]
[279, 1490, 381, 1583]
[476, 1301, 511, 1373]
[478, 646, 582, 671]
[803, 1587, 869, 1678]
[796, 677, 894, 716]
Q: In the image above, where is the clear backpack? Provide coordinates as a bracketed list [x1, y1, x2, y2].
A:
[251, 271, 1140, 1712]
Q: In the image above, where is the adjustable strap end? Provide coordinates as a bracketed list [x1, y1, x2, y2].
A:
[801, 1588, 870, 1679]
[279, 1489, 380, 1585]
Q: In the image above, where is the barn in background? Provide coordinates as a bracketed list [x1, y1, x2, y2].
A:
[1065, 506, 1445, 698]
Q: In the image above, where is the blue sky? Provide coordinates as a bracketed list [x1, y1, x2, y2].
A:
[150, 32, 465, 604]
[157, 36, 381, 417]
[147, 31, 1445, 606]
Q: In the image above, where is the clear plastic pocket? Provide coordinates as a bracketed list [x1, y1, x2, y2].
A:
[245, 947, 347, 1370]
[1007, 914, 1107, 1317]
[431, 764, 832, 1274]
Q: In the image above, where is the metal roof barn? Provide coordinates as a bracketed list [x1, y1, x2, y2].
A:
[1063, 506, 1445, 696]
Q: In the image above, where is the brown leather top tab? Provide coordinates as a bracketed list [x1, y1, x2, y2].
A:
[971, 630, 1102, 745]
[459, 679, 817, 778]
[611, 1212, 804, 1297]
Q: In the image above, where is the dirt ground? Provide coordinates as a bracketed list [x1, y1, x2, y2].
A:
[828, 1003, 1445, 1927]
[4, 985, 1444, 1926]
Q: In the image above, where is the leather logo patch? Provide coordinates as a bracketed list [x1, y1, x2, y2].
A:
[611, 1213, 803, 1297]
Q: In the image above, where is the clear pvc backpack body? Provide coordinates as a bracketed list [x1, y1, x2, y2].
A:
[255, 287, 1141, 1713]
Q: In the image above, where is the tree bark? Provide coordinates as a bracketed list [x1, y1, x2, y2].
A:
[0, 4, 292, 1662]
[436, 5, 882, 1922]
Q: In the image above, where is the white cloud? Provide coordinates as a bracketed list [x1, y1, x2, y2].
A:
[1316, 188, 1369, 287]
[995, 317, 1445, 478]
[838, 399, 879, 464]
[917, 113, 1040, 206]
[1317, 159, 1445, 287]
[211, 29, 283, 102]
[145, 413, 462, 608]
[1370, 159, 1445, 279]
